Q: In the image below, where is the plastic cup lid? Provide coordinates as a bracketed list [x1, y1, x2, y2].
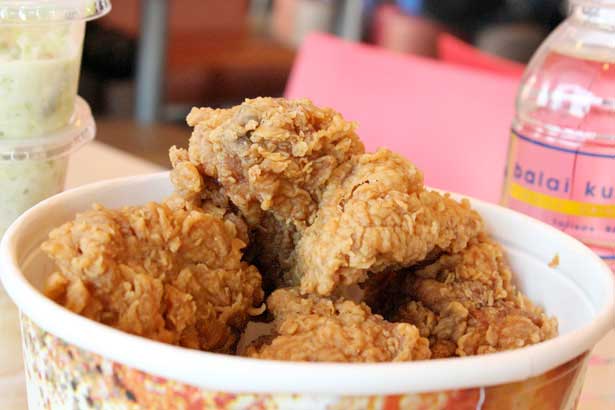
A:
[0, 0, 111, 24]
[0, 96, 95, 162]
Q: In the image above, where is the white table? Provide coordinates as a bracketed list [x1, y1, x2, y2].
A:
[66, 141, 165, 187]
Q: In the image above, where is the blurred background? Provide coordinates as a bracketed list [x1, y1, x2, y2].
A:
[86, 0, 568, 165]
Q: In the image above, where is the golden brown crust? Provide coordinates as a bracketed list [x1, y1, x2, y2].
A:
[168, 147, 250, 245]
[392, 234, 557, 357]
[42, 199, 264, 353]
[293, 149, 484, 295]
[171, 97, 365, 287]
[180, 97, 365, 227]
[245, 289, 431, 362]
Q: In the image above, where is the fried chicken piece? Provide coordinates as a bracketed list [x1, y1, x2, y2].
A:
[170, 97, 365, 287]
[392, 234, 557, 357]
[42, 199, 264, 354]
[172, 97, 365, 227]
[292, 149, 484, 295]
[169, 146, 249, 245]
[245, 288, 431, 362]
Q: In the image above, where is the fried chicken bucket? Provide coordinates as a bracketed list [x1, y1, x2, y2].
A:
[0, 171, 612, 410]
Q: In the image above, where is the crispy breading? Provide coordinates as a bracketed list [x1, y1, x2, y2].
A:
[392, 234, 557, 357]
[42, 199, 264, 353]
[170, 97, 365, 286]
[174, 97, 365, 227]
[292, 149, 484, 295]
[245, 288, 431, 362]
[168, 146, 250, 246]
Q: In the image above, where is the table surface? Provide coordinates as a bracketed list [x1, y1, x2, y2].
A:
[94, 118, 190, 168]
[2, 141, 614, 409]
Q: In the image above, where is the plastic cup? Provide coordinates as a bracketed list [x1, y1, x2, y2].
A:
[0, 96, 94, 405]
[0, 96, 95, 236]
[0, 0, 111, 139]
[0, 3, 109, 404]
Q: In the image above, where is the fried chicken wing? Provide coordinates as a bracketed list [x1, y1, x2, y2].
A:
[391, 234, 557, 358]
[42, 199, 264, 354]
[292, 149, 484, 295]
[245, 288, 431, 362]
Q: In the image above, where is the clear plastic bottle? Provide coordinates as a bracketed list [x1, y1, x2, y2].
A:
[502, 0, 615, 268]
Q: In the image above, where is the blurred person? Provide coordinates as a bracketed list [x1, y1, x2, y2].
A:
[422, 0, 565, 61]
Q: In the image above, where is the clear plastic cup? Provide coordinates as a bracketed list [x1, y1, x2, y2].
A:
[0, 97, 95, 236]
[0, 0, 111, 139]
[0, 96, 95, 404]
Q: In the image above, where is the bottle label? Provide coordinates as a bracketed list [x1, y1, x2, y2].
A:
[504, 129, 615, 251]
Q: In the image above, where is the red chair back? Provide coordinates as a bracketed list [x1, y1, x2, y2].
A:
[437, 33, 525, 78]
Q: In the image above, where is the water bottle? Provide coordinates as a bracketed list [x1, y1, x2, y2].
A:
[502, 0, 615, 268]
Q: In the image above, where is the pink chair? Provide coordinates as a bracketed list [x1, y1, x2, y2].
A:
[437, 33, 525, 78]
[285, 33, 520, 203]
